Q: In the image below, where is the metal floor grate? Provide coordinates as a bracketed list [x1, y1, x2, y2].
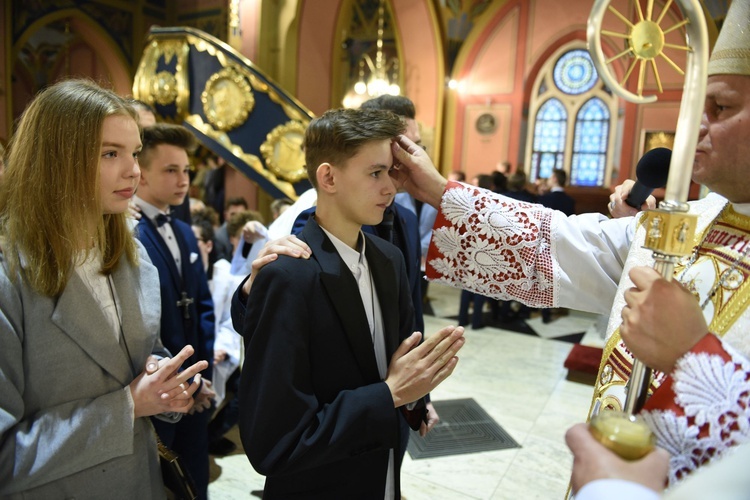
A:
[407, 398, 520, 459]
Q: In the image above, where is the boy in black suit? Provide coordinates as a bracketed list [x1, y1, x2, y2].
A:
[133, 124, 215, 499]
[236, 108, 465, 499]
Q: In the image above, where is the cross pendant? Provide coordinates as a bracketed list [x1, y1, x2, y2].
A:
[176, 292, 194, 319]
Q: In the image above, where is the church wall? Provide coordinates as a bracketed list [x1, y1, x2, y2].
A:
[296, 0, 343, 115]
[442, 0, 693, 192]
[451, 3, 521, 179]
[391, 0, 444, 159]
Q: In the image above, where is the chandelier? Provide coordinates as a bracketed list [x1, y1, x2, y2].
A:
[343, 0, 400, 108]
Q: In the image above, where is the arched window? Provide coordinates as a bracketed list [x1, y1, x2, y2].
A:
[530, 98, 567, 181]
[571, 97, 610, 186]
[525, 45, 617, 187]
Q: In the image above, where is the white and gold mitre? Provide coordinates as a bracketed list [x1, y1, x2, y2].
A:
[708, 0, 750, 76]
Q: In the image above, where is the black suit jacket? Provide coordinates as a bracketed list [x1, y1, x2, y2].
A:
[292, 204, 424, 333]
[237, 217, 415, 499]
[538, 190, 576, 216]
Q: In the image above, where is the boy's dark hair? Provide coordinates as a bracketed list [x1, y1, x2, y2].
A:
[140, 123, 197, 167]
[551, 168, 567, 186]
[192, 206, 220, 227]
[491, 171, 507, 192]
[304, 108, 405, 189]
[474, 174, 494, 190]
[225, 196, 248, 210]
[360, 95, 416, 119]
[270, 197, 293, 215]
[191, 214, 215, 243]
[507, 171, 527, 191]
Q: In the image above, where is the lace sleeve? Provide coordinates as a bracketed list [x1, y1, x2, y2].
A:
[426, 182, 556, 307]
[641, 334, 750, 485]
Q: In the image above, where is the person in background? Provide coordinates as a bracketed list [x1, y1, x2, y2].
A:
[133, 123, 216, 499]
[203, 155, 227, 221]
[470, 173, 494, 190]
[534, 176, 551, 197]
[496, 160, 511, 175]
[536, 168, 576, 323]
[214, 196, 249, 261]
[448, 170, 466, 182]
[504, 171, 536, 203]
[270, 197, 293, 221]
[129, 98, 192, 224]
[189, 197, 207, 214]
[0, 79, 206, 497]
[191, 213, 244, 457]
[491, 170, 508, 194]
[362, 96, 439, 310]
[131, 99, 157, 127]
[538, 168, 575, 216]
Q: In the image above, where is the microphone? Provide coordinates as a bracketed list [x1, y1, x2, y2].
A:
[625, 147, 672, 209]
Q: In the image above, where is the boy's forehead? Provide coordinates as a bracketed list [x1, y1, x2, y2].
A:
[346, 138, 394, 164]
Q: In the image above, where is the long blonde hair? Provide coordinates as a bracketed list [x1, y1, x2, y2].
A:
[0, 79, 139, 297]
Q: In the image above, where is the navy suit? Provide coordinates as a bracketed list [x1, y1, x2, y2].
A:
[136, 216, 215, 498]
[538, 190, 576, 216]
[234, 217, 420, 499]
[293, 204, 425, 334]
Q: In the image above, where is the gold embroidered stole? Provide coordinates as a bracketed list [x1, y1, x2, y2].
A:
[587, 205, 750, 417]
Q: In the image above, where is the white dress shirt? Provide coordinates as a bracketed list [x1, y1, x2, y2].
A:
[321, 227, 395, 500]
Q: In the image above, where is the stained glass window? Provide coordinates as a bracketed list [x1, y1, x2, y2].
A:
[571, 98, 609, 186]
[531, 98, 567, 180]
[527, 46, 614, 187]
[553, 49, 597, 95]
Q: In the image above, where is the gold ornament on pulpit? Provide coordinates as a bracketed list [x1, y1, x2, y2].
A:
[260, 121, 308, 184]
[201, 65, 255, 131]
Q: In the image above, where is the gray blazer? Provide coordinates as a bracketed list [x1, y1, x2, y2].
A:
[0, 242, 166, 499]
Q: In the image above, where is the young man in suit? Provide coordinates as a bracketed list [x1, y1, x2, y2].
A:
[536, 168, 575, 323]
[236, 108, 465, 499]
[538, 168, 576, 216]
[133, 123, 215, 499]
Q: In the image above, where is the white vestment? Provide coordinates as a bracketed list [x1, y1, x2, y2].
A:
[426, 182, 750, 485]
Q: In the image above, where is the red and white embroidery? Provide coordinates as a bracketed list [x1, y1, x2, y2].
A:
[642, 338, 750, 485]
[426, 182, 555, 307]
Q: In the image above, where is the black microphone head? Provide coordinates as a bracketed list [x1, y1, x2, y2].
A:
[636, 147, 671, 188]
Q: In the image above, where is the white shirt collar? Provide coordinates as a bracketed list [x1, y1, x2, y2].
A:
[320, 226, 367, 273]
[133, 195, 169, 224]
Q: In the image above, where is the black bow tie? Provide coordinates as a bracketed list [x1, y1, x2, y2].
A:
[155, 213, 172, 227]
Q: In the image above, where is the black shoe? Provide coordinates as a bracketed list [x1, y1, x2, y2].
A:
[209, 436, 237, 456]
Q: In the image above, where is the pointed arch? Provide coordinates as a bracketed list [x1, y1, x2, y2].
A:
[571, 97, 610, 186]
[530, 97, 567, 181]
[12, 9, 131, 95]
[524, 42, 617, 187]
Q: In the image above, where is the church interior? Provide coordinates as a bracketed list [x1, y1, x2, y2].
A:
[0, 1, 734, 498]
